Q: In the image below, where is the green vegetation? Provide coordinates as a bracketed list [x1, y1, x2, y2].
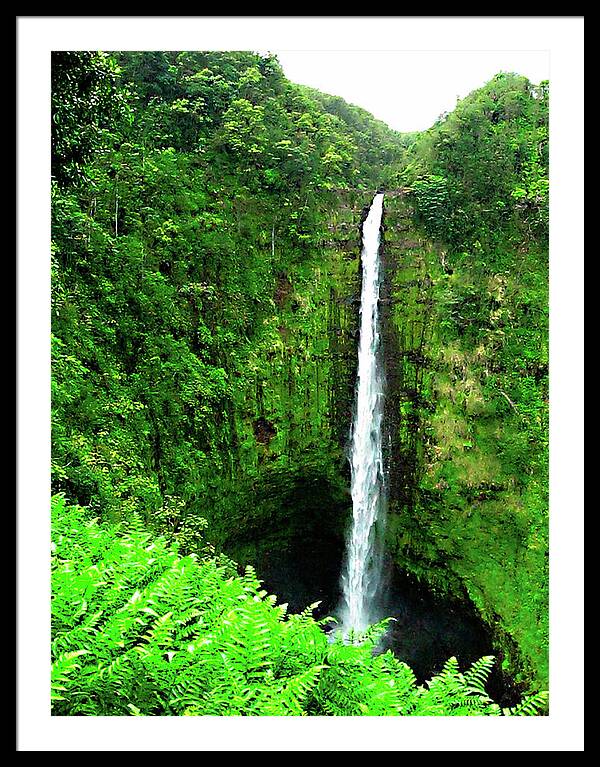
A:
[51, 496, 547, 716]
[404, 74, 549, 246]
[51, 51, 384, 534]
[50, 53, 549, 712]
[383, 74, 549, 690]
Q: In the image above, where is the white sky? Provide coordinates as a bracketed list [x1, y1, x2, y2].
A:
[274, 50, 550, 133]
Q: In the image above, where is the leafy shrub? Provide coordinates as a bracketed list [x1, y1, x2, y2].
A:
[51, 495, 548, 716]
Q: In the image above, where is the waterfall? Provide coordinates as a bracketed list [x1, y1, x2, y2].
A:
[340, 192, 386, 636]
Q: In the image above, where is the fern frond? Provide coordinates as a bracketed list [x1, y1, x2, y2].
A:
[51, 649, 88, 703]
[503, 691, 549, 716]
[464, 655, 496, 694]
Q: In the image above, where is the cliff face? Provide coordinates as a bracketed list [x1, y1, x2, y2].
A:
[203, 188, 548, 691]
[381, 192, 548, 691]
[52, 173, 547, 686]
[202, 190, 373, 615]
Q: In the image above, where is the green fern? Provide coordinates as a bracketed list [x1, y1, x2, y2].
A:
[50, 495, 549, 717]
[503, 691, 549, 716]
[464, 655, 496, 695]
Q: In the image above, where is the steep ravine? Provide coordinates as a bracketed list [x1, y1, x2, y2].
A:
[204, 190, 529, 702]
[50, 54, 549, 715]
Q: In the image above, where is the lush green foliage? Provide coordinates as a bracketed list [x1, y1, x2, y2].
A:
[51, 496, 548, 716]
[52, 51, 131, 187]
[51, 51, 391, 531]
[50, 52, 549, 702]
[384, 73, 549, 690]
[297, 85, 407, 189]
[404, 73, 549, 248]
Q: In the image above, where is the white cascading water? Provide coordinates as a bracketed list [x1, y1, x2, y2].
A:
[340, 192, 386, 635]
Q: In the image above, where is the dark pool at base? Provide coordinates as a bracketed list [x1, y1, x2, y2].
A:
[252, 547, 522, 708]
[376, 569, 522, 706]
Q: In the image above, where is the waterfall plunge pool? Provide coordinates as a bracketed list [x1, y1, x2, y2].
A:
[251, 539, 522, 707]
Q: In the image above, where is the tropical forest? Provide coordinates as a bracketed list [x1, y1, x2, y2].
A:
[50, 50, 549, 717]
